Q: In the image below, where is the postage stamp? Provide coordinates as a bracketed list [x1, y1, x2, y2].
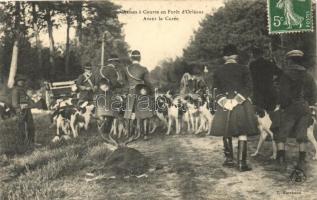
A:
[267, 0, 314, 34]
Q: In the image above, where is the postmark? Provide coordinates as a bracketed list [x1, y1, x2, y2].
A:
[267, 0, 313, 34]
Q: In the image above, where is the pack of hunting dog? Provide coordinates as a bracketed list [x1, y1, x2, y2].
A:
[0, 0, 317, 199]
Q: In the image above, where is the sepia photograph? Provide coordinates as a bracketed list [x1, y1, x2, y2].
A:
[0, 0, 316, 199]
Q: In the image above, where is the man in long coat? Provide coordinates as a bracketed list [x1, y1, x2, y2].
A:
[211, 44, 258, 172]
[275, 50, 316, 178]
[124, 50, 154, 140]
[249, 47, 282, 112]
[12, 75, 35, 145]
[76, 62, 97, 105]
[94, 54, 126, 134]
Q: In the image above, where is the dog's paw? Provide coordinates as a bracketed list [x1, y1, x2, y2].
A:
[52, 136, 60, 143]
[250, 152, 258, 157]
[270, 154, 277, 160]
[62, 135, 71, 141]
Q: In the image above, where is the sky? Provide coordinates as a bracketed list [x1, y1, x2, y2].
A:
[41, 0, 224, 71]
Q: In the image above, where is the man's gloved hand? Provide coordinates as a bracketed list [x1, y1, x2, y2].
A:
[223, 99, 238, 111]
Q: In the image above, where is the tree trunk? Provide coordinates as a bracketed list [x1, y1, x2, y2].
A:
[76, 4, 83, 47]
[7, 2, 20, 88]
[36, 32, 42, 75]
[7, 40, 19, 88]
[32, 3, 42, 74]
[46, 10, 55, 80]
[65, 16, 71, 75]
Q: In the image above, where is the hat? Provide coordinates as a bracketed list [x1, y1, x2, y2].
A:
[108, 54, 119, 62]
[131, 50, 141, 58]
[286, 50, 304, 58]
[223, 44, 238, 56]
[15, 74, 27, 82]
[135, 84, 152, 95]
[83, 62, 92, 70]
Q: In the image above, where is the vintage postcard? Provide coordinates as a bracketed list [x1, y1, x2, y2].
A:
[0, 0, 316, 199]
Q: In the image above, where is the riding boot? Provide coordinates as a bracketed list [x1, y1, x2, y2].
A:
[296, 151, 306, 170]
[128, 119, 135, 138]
[237, 140, 252, 172]
[290, 151, 307, 183]
[104, 117, 113, 134]
[143, 119, 150, 140]
[276, 150, 287, 172]
[223, 137, 234, 167]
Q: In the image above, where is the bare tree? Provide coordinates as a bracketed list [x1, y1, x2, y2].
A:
[31, 2, 45, 74]
[38, 2, 61, 80]
[7, 2, 21, 88]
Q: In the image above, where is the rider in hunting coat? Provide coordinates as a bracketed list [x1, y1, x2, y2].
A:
[211, 44, 258, 172]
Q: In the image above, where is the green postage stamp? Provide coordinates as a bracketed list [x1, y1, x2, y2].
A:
[267, 0, 313, 34]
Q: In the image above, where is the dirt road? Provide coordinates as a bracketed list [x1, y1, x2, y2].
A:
[1, 114, 317, 200]
[56, 134, 317, 200]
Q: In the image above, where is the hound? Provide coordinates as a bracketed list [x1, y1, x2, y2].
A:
[195, 98, 214, 135]
[52, 100, 93, 142]
[251, 106, 317, 160]
[250, 109, 277, 159]
[77, 101, 95, 131]
[0, 101, 15, 120]
[164, 93, 185, 135]
[182, 94, 200, 134]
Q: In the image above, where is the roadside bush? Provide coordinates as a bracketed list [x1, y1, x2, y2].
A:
[0, 113, 54, 155]
[2, 154, 78, 200]
[0, 117, 28, 155]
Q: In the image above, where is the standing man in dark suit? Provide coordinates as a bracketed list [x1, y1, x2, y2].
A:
[124, 50, 154, 140]
[12, 75, 35, 145]
[76, 62, 97, 106]
[211, 44, 259, 172]
[95, 54, 126, 134]
[274, 50, 316, 180]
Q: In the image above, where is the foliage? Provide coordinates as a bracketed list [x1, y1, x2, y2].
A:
[0, 1, 130, 87]
[0, 114, 110, 200]
[151, 0, 316, 92]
